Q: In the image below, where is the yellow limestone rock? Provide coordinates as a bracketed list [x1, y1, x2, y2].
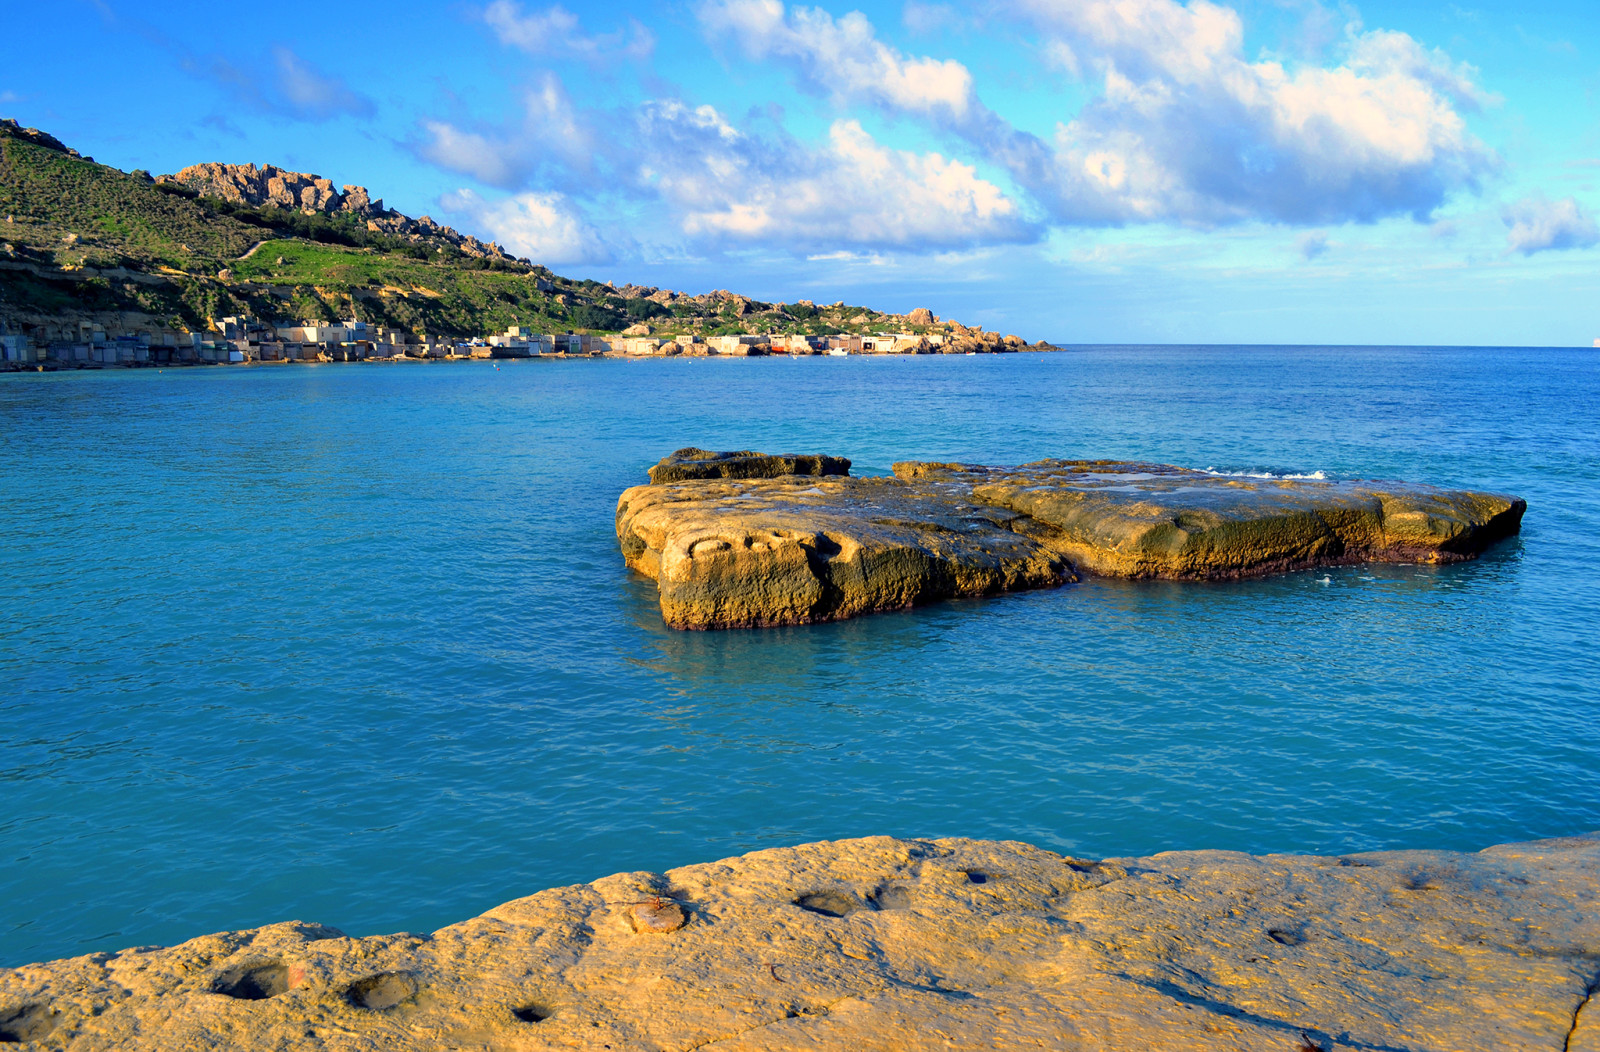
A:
[901, 459, 1527, 580]
[1, 834, 1597, 1050]
[617, 475, 1074, 629]
[618, 451, 1525, 628]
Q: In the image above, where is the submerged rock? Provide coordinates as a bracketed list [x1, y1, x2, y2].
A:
[3, 833, 1596, 1050]
[619, 451, 1525, 629]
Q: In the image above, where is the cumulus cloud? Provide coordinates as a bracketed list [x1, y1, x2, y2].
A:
[483, 1, 654, 62]
[1502, 195, 1599, 255]
[713, 0, 1496, 227]
[648, 113, 1038, 250]
[440, 188, 612, 264]
[699, 0, 977, 122]
[1004, 0, 1497, 225]
[417, 81, 1040, 253]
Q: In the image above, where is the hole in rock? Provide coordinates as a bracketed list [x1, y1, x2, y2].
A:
[344, 972, 418, 1010]
[212, 961, 290, 1000]
[965, 871, 989, 884]
[1267, 929, 1305, 946]
[812, 534, 844, 557]
[512, 1005, 551, 1023]
[795, 892, 860, 918]
[0, 1004, 58, 1043]
[1337, 858, 1376, 868]
[871, 885, 912, 911]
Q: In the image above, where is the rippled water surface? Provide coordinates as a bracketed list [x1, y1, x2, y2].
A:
[2, 347, 1597, 965]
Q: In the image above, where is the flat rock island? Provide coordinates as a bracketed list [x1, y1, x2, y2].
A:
[2, 834, 1597, 1050]
[616, 449, 1526, 629]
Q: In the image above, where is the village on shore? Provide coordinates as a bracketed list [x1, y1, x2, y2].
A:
[0, 313, 1053, 370]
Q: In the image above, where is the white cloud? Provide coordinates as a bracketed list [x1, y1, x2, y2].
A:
[417, 79, 1040, 254]
[440, 188, 611, 264]
[711, 0, 1496, 228]
[483, 1, 654, 62]
[656, 116, 1037, 250]
[415, 74, 593, 190]
[1001, 0, 1497, 225]
[1502, 195, 1599, 255]
[699, 0, 976, 122]
[419, 122, 518, 186]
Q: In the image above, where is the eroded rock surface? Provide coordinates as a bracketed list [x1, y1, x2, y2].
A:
[618, 451, 1525, 628]
[617, 474, 1074, 628]
[2, 834, 1597, 1051]
[899, 459, 1527, 579]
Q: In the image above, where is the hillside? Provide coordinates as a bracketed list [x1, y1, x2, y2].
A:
[0, 120, 1022, 348]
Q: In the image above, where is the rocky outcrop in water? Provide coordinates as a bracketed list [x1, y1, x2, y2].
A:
[617, 452, 1525, 629]
[2, 833, 1596, 1050]
[647, 448, 853, 484]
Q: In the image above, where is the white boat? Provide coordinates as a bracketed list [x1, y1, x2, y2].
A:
[828, 348, 848, 356]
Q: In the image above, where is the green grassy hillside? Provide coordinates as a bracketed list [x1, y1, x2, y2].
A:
[0, 124, 921, 341]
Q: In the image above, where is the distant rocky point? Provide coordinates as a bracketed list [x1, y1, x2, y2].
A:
[617, 450, 1526, 628]
[2, 832, 1596, 1049]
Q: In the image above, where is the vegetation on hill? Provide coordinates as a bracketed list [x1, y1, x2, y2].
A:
[0, 121, 940, 341]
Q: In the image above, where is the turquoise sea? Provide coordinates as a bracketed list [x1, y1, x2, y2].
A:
[1, 347, 1597, 966]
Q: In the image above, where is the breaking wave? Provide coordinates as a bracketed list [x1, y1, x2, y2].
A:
[1199, 467, 1329, 480]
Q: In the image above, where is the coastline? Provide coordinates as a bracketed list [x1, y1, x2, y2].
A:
[0, 343, 1064, 374]
[4, 832, 1597, 1049]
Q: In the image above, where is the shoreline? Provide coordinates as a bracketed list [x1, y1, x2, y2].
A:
[0, 346, 1063, 374]
[4, 832, 1597, 1049]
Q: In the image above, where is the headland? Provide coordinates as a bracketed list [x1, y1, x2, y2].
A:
[0, 120, 1048, 371]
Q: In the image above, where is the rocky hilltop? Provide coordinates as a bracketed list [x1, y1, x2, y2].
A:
[1, 833, 1596, 1050]
[159, 163, 512, 261]
[617, 450, 1526, 628]
[1, 119, 1044, 350]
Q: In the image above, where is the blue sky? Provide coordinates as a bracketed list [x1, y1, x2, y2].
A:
[5, 0, 1598, 343]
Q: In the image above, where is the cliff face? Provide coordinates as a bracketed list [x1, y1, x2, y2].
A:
[160, 163, 512, 261]
[163, 163, 373, 216]
[1, 833, 1597, 1050]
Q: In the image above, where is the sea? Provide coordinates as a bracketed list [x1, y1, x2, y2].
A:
[1, 346, 1597, 966]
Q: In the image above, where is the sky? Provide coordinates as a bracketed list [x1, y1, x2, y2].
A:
[4, 0, 1598, 344]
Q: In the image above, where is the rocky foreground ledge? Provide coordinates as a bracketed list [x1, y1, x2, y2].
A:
[617, 449, 1526, 629]
[3, 834, 1597, 1050]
